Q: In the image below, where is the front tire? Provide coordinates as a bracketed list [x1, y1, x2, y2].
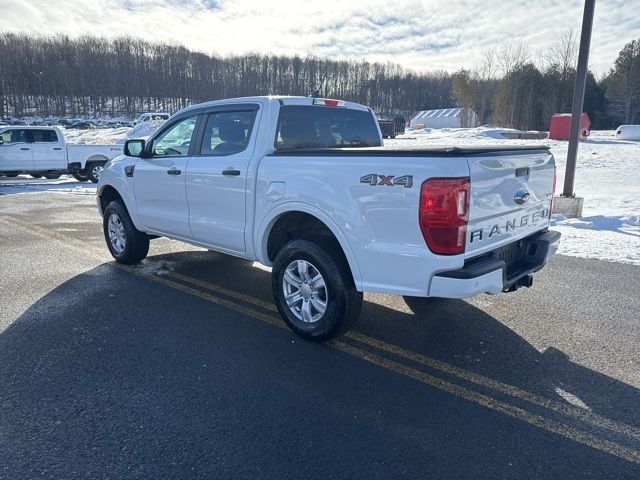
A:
[272, 239, 362, 341]
[102, 200, 149, 264]
[87, 162, 105, 183]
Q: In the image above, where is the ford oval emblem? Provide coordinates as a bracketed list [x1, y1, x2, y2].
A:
[514, 189, 531, 205]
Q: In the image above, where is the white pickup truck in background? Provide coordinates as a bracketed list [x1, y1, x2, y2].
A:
[0, 126, 123, 182]
[97, 96, 560, 341]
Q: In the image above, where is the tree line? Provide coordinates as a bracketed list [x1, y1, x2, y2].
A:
[0, 32, 638, 130]
[0, 33, 453, 121]
[451, 34, 639, 131]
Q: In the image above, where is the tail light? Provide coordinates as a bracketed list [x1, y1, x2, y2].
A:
[419, 177, 470, 255]
[549, 166, 557, 219]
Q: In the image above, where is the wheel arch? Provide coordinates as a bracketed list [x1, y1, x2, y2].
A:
[98, 184, 124, 214]
[257, 204, 363, 290]
[86, 154, 109, 165]
[97, 182, 144, 232]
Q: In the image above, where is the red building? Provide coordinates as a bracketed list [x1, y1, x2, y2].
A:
[548, 113, 591, 140]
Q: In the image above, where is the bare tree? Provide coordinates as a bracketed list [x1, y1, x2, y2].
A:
[497, 40, 531, 76]
[545, 30, 578, 77]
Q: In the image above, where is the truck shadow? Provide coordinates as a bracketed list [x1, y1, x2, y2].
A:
[1, 249, 638, 465]
[155, 250, 639, 430]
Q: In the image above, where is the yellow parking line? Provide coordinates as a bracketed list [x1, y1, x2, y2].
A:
[331, 342, 640, 465]
[347, 331, 640, 440]
[4, 214, 640, 439]
[2, 215, 640, 464]
[165, 266, 640, 442]
[168, 271, 277, 312]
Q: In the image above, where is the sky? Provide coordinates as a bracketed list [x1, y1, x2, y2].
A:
[0, 0, 638, 76]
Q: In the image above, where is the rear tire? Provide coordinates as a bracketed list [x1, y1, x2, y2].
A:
[72, 171, 90, 182]
[43, 173, 61, 179]
[102, 200, 149, 264]
[30, 173, 43, 179]
[5, 173, 18, 178]
[87, 162, 105, 183]
[272, 239, 362, 341]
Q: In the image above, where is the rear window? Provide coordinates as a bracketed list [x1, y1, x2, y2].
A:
[275, 106, 381, 150]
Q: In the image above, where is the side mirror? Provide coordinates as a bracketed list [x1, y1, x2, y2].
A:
[0, 137, 4, 145]
[124, 139, 146, 157]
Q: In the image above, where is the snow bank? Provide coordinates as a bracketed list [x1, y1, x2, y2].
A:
[127, 120, 163, 140]
[405, 126, 522, 140]
[62, 127, 131, 145]
[551, 215, 640, 265]
[59, 120, 162, 145]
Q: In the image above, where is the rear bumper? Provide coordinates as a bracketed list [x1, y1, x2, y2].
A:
[429, 229, 560, 298]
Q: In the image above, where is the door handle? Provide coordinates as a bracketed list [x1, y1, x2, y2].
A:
[53, 148, 62, 151]
[20, 147, 30, 151]
[167, 168, 181, 175]
[222, 169, 241, 176]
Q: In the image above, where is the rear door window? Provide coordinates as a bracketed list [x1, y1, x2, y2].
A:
[31, 129, 58, 143]
[275, 106, 381, 150]
[198, 110, 255, 156]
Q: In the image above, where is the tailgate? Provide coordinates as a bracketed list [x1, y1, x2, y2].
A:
[465, 148, 555, 257]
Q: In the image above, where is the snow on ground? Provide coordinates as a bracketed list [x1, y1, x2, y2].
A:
[60, 120, 163, 145]
[388, 128, 640, 266]
[550, 214, 640, 265]
[61, 127, 131, 145]
[126, 120, 164, 140]
[0, 177, 96, 196]
[2, 126, 638, 266]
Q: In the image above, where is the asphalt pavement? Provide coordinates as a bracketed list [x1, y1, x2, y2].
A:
[1, 179, 639, 479]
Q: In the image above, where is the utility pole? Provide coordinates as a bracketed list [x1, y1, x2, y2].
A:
[562, 0, 596, 197]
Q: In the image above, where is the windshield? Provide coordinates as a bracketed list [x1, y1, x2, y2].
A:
[275, 106, 381, 150]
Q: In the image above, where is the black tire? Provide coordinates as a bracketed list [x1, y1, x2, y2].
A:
[102, 200, 149, 264]
[272, 239, 362, 341]
[5, 173, 19, 178]
[72, 171, 90, 182]
[87, 162, 105, 183]
[44, 173, 61, 179]
[30, 173, 43, 179]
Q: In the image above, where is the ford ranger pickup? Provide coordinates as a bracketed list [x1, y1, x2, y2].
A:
[96, 96, 560, 340]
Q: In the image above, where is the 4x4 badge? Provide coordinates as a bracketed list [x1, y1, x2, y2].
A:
[360, 174, 413, 188]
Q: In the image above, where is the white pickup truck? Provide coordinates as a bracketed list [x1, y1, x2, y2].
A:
[97, 96, 560, 341]
[0, 126, 123, 182]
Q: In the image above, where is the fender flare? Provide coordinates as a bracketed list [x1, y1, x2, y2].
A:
[255, 202, 363, 290]
[86, 154, 109, 165]
[97, 180, 144, 232]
